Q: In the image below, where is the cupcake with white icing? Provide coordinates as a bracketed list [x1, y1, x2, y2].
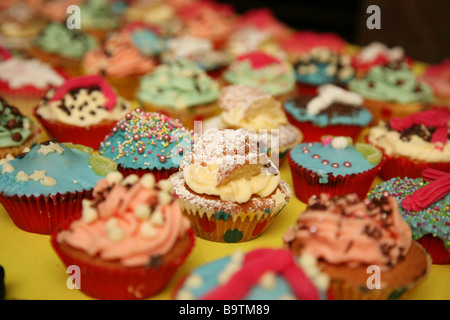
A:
[34, 75, 132, 149]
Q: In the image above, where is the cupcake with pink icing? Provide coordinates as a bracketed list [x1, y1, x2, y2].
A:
[283, 192, 432, 300]
[82, 23, 162, 100]
[419, 59, 450, 105]
[51, 171, 195, 300]
[0, 57, 66, 116]
[34, 75, 132, 149]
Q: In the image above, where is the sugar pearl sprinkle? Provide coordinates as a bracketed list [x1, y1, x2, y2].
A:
[100, 110, 192, 165]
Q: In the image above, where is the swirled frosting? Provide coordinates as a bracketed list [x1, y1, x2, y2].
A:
[0, 97, 32, 148]
[419, 59, 450, 99]
[280, 31, 347, 56]
[348, 61, 434, 103]
[283, 193, 412, 270]
[79, 0, 119, 29]
[33, 22, 97, 60]
[137, 60, 220, 110]
[352, 42, 404, 72]
[56, 172, 192, 267]
[367, 108, 450, 162]
[36, 75, 131, 127]
[224, 52, 295, 96]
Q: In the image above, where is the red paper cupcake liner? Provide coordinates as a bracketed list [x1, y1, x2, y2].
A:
[51, 229, 195, 300]
[288, 156, 383, 203]
[117, 165, 179, 182]
[285, 113, 365, 142]
[34, 107, 116, 150]
[378, 153, 450, 181]
[416, 234, 450, 265]
[0, 189, 92, 235]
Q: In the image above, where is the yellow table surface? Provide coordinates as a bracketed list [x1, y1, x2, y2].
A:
[0, 129, 449, 300]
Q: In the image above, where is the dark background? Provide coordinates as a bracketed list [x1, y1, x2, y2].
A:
[218, 0, 450, 64]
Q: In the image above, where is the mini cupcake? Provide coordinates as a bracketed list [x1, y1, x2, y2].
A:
[348, 60, 434, 124]
[160, 35, 230, 77]
[283, 84, 372, 142]
[79, 0, 121, 42]
[173, 248, 332, 300]
[0, 57, 66, 116]
[293, 48, 355, 96]
[366, 108, 450, 180]
[419, 59, 450, 105]
[368, 168, 450, 264]
[177, 0, 236, 49]
[223, 51, 296, 102]
[137, 60, 221, 129]
[0, 96, 41, 159]
[203, 84, 303, 164]
[82, 23, 162, 99]
[170, 128, 292, 243]
[351, 41, 405, 78]
[288, 136, 383, 203]
[280, 31, 347, 62]
[34, 75, 132, 149]
[283, 193, 432, 300]
[28, 22, 98, 76]
[0, 140, 117, 234]
[52, 171, 195, 300]
[99, 109, 192, 181]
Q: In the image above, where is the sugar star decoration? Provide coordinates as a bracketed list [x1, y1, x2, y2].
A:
[38, 142, 65, 155]
[271, 189, 286, 206]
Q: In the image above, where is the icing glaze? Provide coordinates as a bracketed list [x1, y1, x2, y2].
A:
[419, 59, 450, 98]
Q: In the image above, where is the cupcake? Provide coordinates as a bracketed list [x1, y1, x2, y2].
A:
[348, 60, 434, 124]
[123, 0, 183, 37]
[27, 0, 85, 23]
[0, 96, 41, 159]
[177, 0, 236, 49]
[366, 108, 450, 180]
[34, 75, 133, 149]
[160, 35, 230, 77]
[283, 84, 372, 142]
[203, 84, 303, 164]
[293, 48, 355, 96]
[0, 140, 117, 234]
[51, 171, 195, 300]
[82, 23, 162, 99]
[0, 1, 47, 50]
[79, 0, 121, 42]
[419, 59, 450, 105]
[223, 51, 296, 102]
[0, 57, 66, 116]
[173, 248, 332, 300]
[283, 192, 432, 300]
[170, 128, 292, 243]
[280, 31, 347, 63]
[137, 60, 221, 129]
[368, 168, 450, 264]
[288, 136, 383, 203]
[351, 41, 405, 78]
[99, 109, 192, 181]
[28, 22, 98, 76]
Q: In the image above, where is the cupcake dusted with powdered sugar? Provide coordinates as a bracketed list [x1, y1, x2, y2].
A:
[171, 128, 292, 243]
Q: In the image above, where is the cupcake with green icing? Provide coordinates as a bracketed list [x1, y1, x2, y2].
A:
[223, 51, 296, 102]
[0, 140, 117, 234]
[99, 109, 192, 182]
[288, 136, 383, 203]
[137, 60, 221, 129]
[29, 22, 98, 76]
[0, 96, 40, 159]
[348, 60, 434, 124]
[79, 0, 121, 41]
[368, 168, 450, 264]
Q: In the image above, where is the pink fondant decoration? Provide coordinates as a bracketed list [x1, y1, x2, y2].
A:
[236, 52, 281, 69]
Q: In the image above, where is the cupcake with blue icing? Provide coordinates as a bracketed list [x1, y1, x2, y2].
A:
[288, 136, 383, 203]
[284, 84, 372, 142]
[137, 60, 221, 129]
[368, 168, 450, 264]
[99, 109, 192, 182]
[173, 248, 331, 300]
[0, 140, 117, 234]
